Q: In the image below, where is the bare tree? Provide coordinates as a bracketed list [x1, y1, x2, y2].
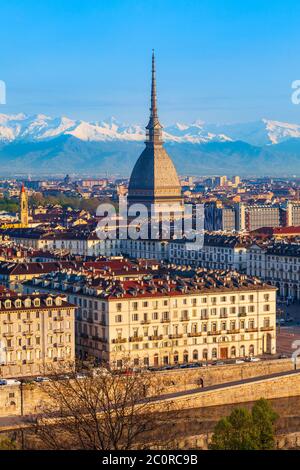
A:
[27, 362, 176, 450]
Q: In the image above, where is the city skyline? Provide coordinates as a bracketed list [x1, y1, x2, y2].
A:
[1, 0, 300, 125]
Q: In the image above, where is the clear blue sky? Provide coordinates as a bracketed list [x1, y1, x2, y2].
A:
[1, 0, 300, 125]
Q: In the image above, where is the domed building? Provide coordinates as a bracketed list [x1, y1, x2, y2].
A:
[128, 52, 183, 210]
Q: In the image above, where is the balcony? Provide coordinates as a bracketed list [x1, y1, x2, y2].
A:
[129, 336, 143, 343]
[95, 337, 107, 343]
[261, 326, 274, 332]
[188, 332, 202, 337]
[149, 335, 163, 341]
[141, 320, 150, 324]
[3, 332, 14, 337]
[160, 318, 170, 323]
[180, 317, 190, 322]
[80, 333, 89, 339]
[23, 319, 33, 324]
[208, 330, 221, 336]
[169, 333, 183, 339]
[238, 312, 247, 317]
[54, 328, 64, 334]
[246, 328, 258, 333]
[112, 338, 127, 344]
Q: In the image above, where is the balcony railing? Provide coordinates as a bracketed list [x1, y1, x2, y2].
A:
[169, 333, 183, 339]
[112, 338, 127, 344]
[149, 335, 163, 341]
[129, 336, 143, 342]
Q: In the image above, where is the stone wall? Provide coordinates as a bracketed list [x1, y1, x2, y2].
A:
[0, 358, 296, 422]
[158, 358, 293, 393]
[159, 372, 300, 411]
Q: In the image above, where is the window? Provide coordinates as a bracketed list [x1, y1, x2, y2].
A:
[115, 315, 122, 323]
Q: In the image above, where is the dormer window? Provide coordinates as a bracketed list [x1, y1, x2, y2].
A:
[55, 297, 62, 306]
[46, 298, 53, 306]
[34, 298, 40, 307]
[4, 300, 11, 309]
[24, 298, 31, 308]
[15, 300, 21, 308]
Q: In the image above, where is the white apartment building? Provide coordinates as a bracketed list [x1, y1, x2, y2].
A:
[247, 243, 300, 301]
[24, 270, 276, 368]
[0, 291, 75, 378]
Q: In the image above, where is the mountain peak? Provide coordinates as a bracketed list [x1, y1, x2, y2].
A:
[0, 113, 300, 146]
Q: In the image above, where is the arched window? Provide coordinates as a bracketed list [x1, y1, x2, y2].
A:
[143, 356, 149, 367]
[173, 351, 179, 364]
[183, 350, 189, 363]
[231, 346, 236, 358]
[240, 345, 245, 357]
[249, 344, 255, 356]
[212, 348, 217, 359]
[202, 349, 208, 360]
[193, 350, 198, 361]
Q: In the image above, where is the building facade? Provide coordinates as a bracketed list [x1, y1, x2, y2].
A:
[0, 291, 75, 378]
[25, 271, 276, 368]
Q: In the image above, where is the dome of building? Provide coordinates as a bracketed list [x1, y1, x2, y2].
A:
[128, 51, 182, 208]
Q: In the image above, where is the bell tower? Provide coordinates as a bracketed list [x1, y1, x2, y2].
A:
[20, 184, 29, 228]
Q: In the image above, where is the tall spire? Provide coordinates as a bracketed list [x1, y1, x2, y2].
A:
[146, 50, 163, 146]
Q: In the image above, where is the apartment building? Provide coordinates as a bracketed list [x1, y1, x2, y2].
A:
[0, 290, 75, 378]
[247, 243, 300, 301]
[24, 270, 276, 368]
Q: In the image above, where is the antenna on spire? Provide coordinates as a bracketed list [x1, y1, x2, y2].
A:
[146, 50, 163, 146]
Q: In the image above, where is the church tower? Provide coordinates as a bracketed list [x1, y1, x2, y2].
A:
[128, 51, 182, 209]
[20, 184, 29, 228]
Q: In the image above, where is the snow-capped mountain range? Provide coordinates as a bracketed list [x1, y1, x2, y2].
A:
[1, 113, 300, 146]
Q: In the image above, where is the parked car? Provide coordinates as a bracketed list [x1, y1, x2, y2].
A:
[235, 359, 245, 364]
[34, 376, 49, 383]
[279, 354, 288, 359]
[0, 379, 7, 386]
[188, 362, 203, 368]
[249, 357, 261, 362]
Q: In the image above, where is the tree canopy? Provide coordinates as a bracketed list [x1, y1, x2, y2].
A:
[209, 398, 278, 450]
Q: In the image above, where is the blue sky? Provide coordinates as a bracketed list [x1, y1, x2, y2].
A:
[1, 0, 300, 125]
